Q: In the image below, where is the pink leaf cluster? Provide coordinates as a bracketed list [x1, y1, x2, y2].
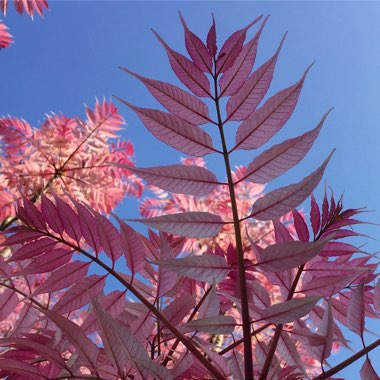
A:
[0, 22, 11, 48]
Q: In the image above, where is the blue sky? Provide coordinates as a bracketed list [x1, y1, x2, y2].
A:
[1, 1, 380, 377]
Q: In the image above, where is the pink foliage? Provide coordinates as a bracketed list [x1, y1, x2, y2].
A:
[0, 22, 11, 48]
[1, 0, 48, 18]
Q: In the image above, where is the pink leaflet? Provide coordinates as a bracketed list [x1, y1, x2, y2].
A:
[288, 328, 326, 347]
[228, 352, 244, 380]
[314, 301, 334, 363]
[32, 261, 90, 295]
[319, 241, 360, 257]
[251, 151, 333, 221]
[273, 219, 293, 243]
[152, 30, 211, 97]
[207, 14, 217, 57]
[117, 99, 216, 157]
[40, 308, 99, 371]
[2, 230, 44, 246]
[0, 288, 19, 320]
[129, 211, 224, 239]
[41, 195, 64, 236]
[234, 63, 312, 151]
[94, 212, 123, 263]
[114, 164, 220, 196]
[52, 274, 106, 314]
[256, 237, 330, 272]
[360, 358, 379, 380]
[179, 315, 236, 334]
[22, 248, 72, 275]
[161, 295, 196, 326]
[10, 237, 58, 261]
[199, 285, 220, 318]
[219, 16, 267, 97]
[292, 209, 310, 242]
[374, 280, 380, 314]
[179, 12, 212, 73]
[121, 68, 210, 126]
[130, 312, 155, 342]
[0, 22, 12, 49]
[259, 296, 320, 324]
[241, 111, 329, 184]
[54, 196, 81, 244]
[216, 15, 263, 74]
[11, 303, 39, 337]
[277, 332, 305, 373]
[226, 33, 286, 122]
[157, 254, 229, 283]
[310, 194, 321, 237]
[22, 197, 47, 231]
[347, 280, 365, 337]
[0, 359, 43, 379]
[156, 232, 176, 298]
[113, 216, 146, 275]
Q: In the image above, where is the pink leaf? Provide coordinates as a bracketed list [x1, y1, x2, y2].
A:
[54, 196, 82, 243]
[0, 359, 43, 379]
[10, 237, 58, 261]
[40, 308, 99, 371]
[273, 219, 293, 243]
[0, 289, 19, 320]
[216, 15, 262, 74]
[260, 296, 320, 323]
[207, 14, 217, 57]
[199, 285, 220, 318]
[161, 295, 196, 326]
[360, 358, 379, 380]
[315, 301, 334, 362]
[289, 328, 326, 347]
[374, 280, 380, 314]
[113, 216, 146, 275]
[310, 194, 321, 237]
[250, 151, 333, 221]
[226, 33, 286, 122]
[22, 197, 47, 231]
[2, 230, 43, 247]
[277, 332, 305, 372]
[41, 195, 64, 236]
[121, 68, 210, 126]
[219, 16, 267, 97]
[241, 111, 329, 184]
[156, 232, 176, 298]
[157, 254, 229, 283]
[179, 316, 236, 334]
[113, 164, 220, 196]
[0, 22, 12, 49]
[32, 261, 90, 295]
[117, 99, 216, 156]
[319, 241, 360, 257]
[11, 303, 39, 337]
[257, 237, 330, 272]
[179, 12, 212, 73]
[292, 209, 310, 242]
[234, 63, 313, 151]
[152, 29, 211, 97]
[347, 280, 365, 336]
[129, 212, 224, 238]
[52, 275, 106, 314]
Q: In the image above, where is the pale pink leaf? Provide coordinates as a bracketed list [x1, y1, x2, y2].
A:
[0, 359, 43, 379]
[179, 316, 235, 334]
[130, 311, 155, 342]
[292, 209, 310, 242]
[260, 296, 320, 323]
[226, 33, 286, 121]
[257, 237, 330, 272]
[251, 151, 333, 221]
[113, 164, 220, 196]
[347, 280, 365, 336]
[228, 352, 244, 380]
[171, 352, 194, 379]
[180, 12, 212, 73]
[156, 232, 176, 298]
[157, 254, 229, 283]
[117, 99, 216, 156]
[129, 212, 224, 238]
[241, 111, 329, 184]
[234, 63, 313, 151]
[360, 358, 379, 380]
[161, 295, 196, 326]
[198, 285, 220, 318]
[277, 332, 305, 372]
[33, 261, 90, 295]
[121, 68, 210, 125]
[40, 308, 99, 370]
[289, 328, 326, 346]
[0, 22, 12, 49]
[315, 301, 334, 362]
[0, 289, 19, 320]
[216, 15, 262, 74]
[52, 275, 106, 314]
[273, 219, 293, 243]
[113, 216, 146, 275]
[219, 16, 267, 97]
[152, 29, 211, 97]
[374, 280, 380, 314]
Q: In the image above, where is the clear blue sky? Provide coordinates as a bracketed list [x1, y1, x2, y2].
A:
[1, 1, 380, 377]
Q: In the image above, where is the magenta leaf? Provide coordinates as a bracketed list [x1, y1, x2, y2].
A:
[374, 280, 380, 314]
[0, 359, 43, 379]
[121, 68, 211, 125]
[256, 237, 330, 272]
[128, 212, 224, 238]
[207, 14, 217, 57]
[219, 16, 267, 97]
[292, 209, 310, 242]
[40, 308, 99, 371]
[198, 285, 220, 318]
[234, 63, 313, 151]
[250, 151, 333, 221]
[260, 296, 320, 323]
[52, 275, 106, 314]
[314, 301, 334, 363]
[310, 194, 321, 237]
[216, 15, 263, 74]
[10, 237, 57, 261]
[113, 215, 146, 275]
[117, 99, 217, 156]
[347, 280, 365, 337]
[161, 295, 196, 326]
[152, 29, 211, 97]
[41, 195, 64, 236]
[157, 254, 229, 283]
[179, 315, 236, 334]
[360, 358, 379, 380]
[113, 163, 220, 196]
[239, 111, 330, 184]
[179, 12, 212, 73]
[0, 289, 19, 320]
[277, 332, 305, 372]
[226, 33, 286, 122]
